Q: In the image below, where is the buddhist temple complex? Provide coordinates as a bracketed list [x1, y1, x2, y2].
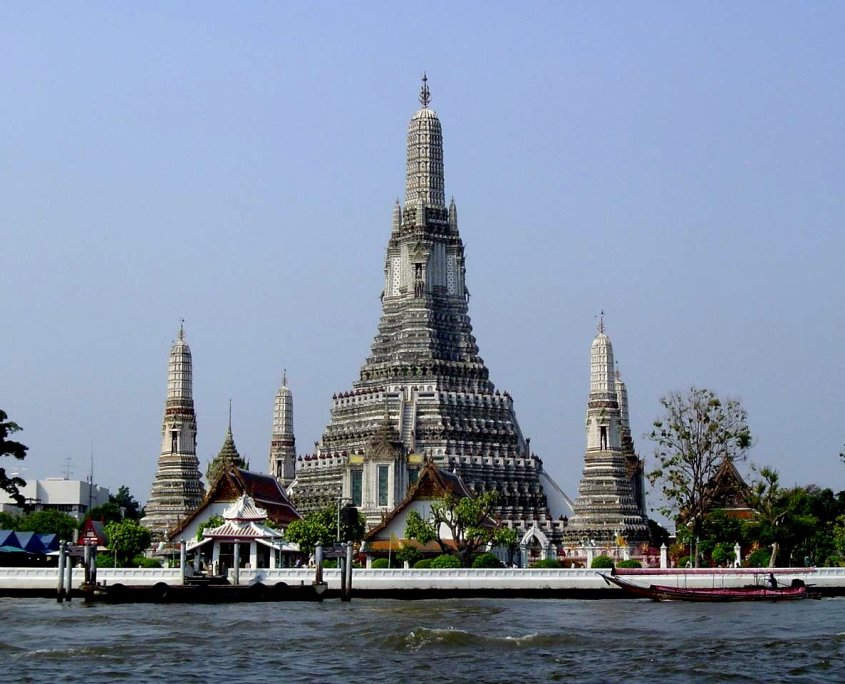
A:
[565, 318, 650, 544]
[143, 323, 205, 542]
[206, 402, 248, 486]
[288, 77, 569, 539]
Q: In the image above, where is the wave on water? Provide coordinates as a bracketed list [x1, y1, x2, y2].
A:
[401, 627, 571, 652]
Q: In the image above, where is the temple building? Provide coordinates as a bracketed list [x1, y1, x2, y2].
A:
[565, 319, 650, 544]
[268, 372, 296, 488]
[143, 323, 205, 542]
[289, 77, 569, 538]
[206, 403, 248, 486]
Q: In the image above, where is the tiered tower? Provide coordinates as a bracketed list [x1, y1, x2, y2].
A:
[143, 323, 205, 542]
[290, 77, 565, 535]
[566, 318, 649, 543]
[207, 402, 248, 486]
[268, 372, 296, 487]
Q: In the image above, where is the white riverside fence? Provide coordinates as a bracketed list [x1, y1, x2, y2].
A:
[2, 566, 844, 592]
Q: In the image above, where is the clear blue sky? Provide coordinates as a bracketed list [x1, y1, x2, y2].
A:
[2, 2, 843, 510]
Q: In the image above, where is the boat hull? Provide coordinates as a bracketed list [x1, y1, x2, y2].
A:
[601, 573, 817, 601]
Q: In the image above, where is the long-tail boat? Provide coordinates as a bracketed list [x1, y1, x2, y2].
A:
[601, 573, 820, 601]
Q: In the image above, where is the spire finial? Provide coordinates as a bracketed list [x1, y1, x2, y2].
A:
[282, 369, 287, 387]
[178, 318, 185, 341]
[228, 398, 232, 433]
[597, 310, 605, 334]
[419, 72, 431, 108]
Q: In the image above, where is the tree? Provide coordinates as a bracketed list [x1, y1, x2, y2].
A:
[105, 519, 152, 565]
[111, 485, 141, 520]
[0, 511, 20, 530]
[84, 501, 123, 526]
[0, 410, 28, 506]
[285, 505, 366, 557]
[648, 387, 752, 561]
[18, 510, 78, 539]
[196, 515, 224, 541]
[746, 466, 785, 566]
[404, 491, 516, 567]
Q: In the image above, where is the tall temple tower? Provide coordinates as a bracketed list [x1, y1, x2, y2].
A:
[268, 372, 296, 487]
[565, 318, 649, 544]
[290, 77, 567, 534]
[143, 323, 205, 542]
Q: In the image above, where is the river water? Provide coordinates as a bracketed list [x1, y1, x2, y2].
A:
[2, 597, 844, 683]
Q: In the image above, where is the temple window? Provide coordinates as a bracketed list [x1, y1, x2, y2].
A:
[600, 426, 608, 450]
[171, 431, 178, 454]
[378, 465, 389, 507]
[351, 469, 363, 507]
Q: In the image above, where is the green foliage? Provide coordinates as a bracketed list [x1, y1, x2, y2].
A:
[18, 510, 78, 539]
[285, 505, 366, 556]
[371, 558, 390, 569]
[471, 552, 502, 568]
[84, 501, 123, 526]
[0, 409, 28, 506]
[413, 558, 433, 569]
[395, 545, 421, 566]
[617, 559, 642, 568]
[105, 519, 151, 564]
[132, 555, 161, 568]
[0, 511, 20, 530]
[648, 387, 752, 548]
[591, 555, 615, 569]
[322, 559, 338, 568]
[677, 556, 692, 568]
[534, 558, 562, 568]
[404, 490, 508, 567]
[196, 515, 224, 541]
[744, 548, 772, 568]
[95, 552, 119, 568]
[430, 554, 462, 568]
[711, 542, 736, 566]
[111, 485, 142, 520]
[822, 555, 844, 567]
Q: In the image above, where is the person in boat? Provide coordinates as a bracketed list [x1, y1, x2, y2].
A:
[768, 573, 778, 589]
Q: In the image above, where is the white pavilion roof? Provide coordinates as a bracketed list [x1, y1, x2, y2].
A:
[222, 494, 267, 522]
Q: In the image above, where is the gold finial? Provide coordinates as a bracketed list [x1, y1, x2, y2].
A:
[419, 72, 431, 108]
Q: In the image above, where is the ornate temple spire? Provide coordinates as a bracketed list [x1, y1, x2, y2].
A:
[269, 370, 296, 487]
[207, 402, 246, 484]
[392, 199, 402, 233]
[590, 315, 615, 399]
[566, 324, 650, 544]
[616, 365, 630, 431]
[143, 323, 204, 542]
[405, 74, 445, 208]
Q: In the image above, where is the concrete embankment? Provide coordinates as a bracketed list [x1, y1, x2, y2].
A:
[3, 566, 845, 600]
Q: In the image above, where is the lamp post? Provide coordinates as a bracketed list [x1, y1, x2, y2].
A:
[336, 496, 351, 542]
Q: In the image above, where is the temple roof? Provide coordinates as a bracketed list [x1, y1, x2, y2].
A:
[223, 494, 266, 522]
[364, 461, 473, 541]
[168, 465, 302, 541]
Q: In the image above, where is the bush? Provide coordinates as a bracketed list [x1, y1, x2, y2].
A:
[744, 548, 772, 568]
[822, 555, 844, 567]
[370, 558, 389, 569]
[322, 559, 338, 568]
[677, 556, 692, 568]
[617, 559, 641, 569]
[591, 555, 615, 569]
[534, 558, 562, 568]
[132, 556, 161, 568]
[472, 552, 502, 568]
[413, 558, 433, 569]
[711, 543, 736, 566]
[395, 545, 421, 566]
[430, 554, 462, 568]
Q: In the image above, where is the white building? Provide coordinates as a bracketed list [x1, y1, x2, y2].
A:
[0, 478, 110, 521]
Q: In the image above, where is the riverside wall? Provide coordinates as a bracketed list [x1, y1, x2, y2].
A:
[2, 566, 844, 597]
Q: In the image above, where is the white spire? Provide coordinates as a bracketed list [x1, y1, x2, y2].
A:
[405, 74, 445, 209]
[167, 321, 192, 401]
[590, 320, 615, 397]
